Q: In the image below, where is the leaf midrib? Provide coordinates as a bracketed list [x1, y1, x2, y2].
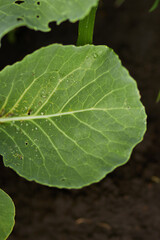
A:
[0, 107, 135, 123]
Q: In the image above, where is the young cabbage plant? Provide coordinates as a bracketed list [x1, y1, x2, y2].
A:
[0, 0, 147, 238]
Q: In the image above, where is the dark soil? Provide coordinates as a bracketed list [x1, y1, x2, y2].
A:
[0, 0, 160, 239]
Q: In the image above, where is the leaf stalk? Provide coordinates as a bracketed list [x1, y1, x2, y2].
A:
[77, 6, 98, 46]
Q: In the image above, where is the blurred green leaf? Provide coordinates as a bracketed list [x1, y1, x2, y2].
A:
[115, 0, 126, 7]
[156, 91, 160, 102]
[149, 0, 160, 12]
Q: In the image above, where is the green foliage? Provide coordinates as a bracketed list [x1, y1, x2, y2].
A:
[115, 0, 125, 7]
[0, 189, 15, 240]
[150, 0, 160, 12]
[0, 44, 146, 188]
[156, 91, 160, 102]
[0, 0, 148, 239]
[0, 0, 98, 42]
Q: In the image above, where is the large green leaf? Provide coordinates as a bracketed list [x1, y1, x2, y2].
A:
[0, 189, 15, 240]
[0, 44, 146, 188]
[0, 0, 99, 42]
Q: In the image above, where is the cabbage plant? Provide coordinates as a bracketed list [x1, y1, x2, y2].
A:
[0, 0, 148, 239]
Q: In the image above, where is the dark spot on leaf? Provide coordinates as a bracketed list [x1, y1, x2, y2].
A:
[17, 17, 23, 21]
[15, 0, 24, 4]
[25, 142, 28, 145]
[36, 15, 40, 18]
[27, 109, 31, 115]
[37, 1, 40, 5]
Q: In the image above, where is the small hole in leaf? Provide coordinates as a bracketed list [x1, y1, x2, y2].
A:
[25, 142, 28, 145]
[37, 1, 40, 5]
[15, 0, 24, 4]
[36, 15, 40, 18]
[17, 17, 23, 21]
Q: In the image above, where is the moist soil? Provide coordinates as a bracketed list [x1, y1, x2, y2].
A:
[0, 0, 160, 239]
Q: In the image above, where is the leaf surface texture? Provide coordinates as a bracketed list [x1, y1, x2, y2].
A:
[0, 189, 15, 240]
[0, 44, 146, 188]
[0, 0, 98, 41]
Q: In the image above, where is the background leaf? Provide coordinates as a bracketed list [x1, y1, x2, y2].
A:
[149, 0, 160, 12]
[0, 44, 146, 188]
[0, 0, 99, 42]
[156, 91, 160, 102]
[0, 189, 15, 240]
[115, 0, 126, 7]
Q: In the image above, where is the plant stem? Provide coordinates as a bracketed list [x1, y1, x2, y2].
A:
[77, 6, 98, 46]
